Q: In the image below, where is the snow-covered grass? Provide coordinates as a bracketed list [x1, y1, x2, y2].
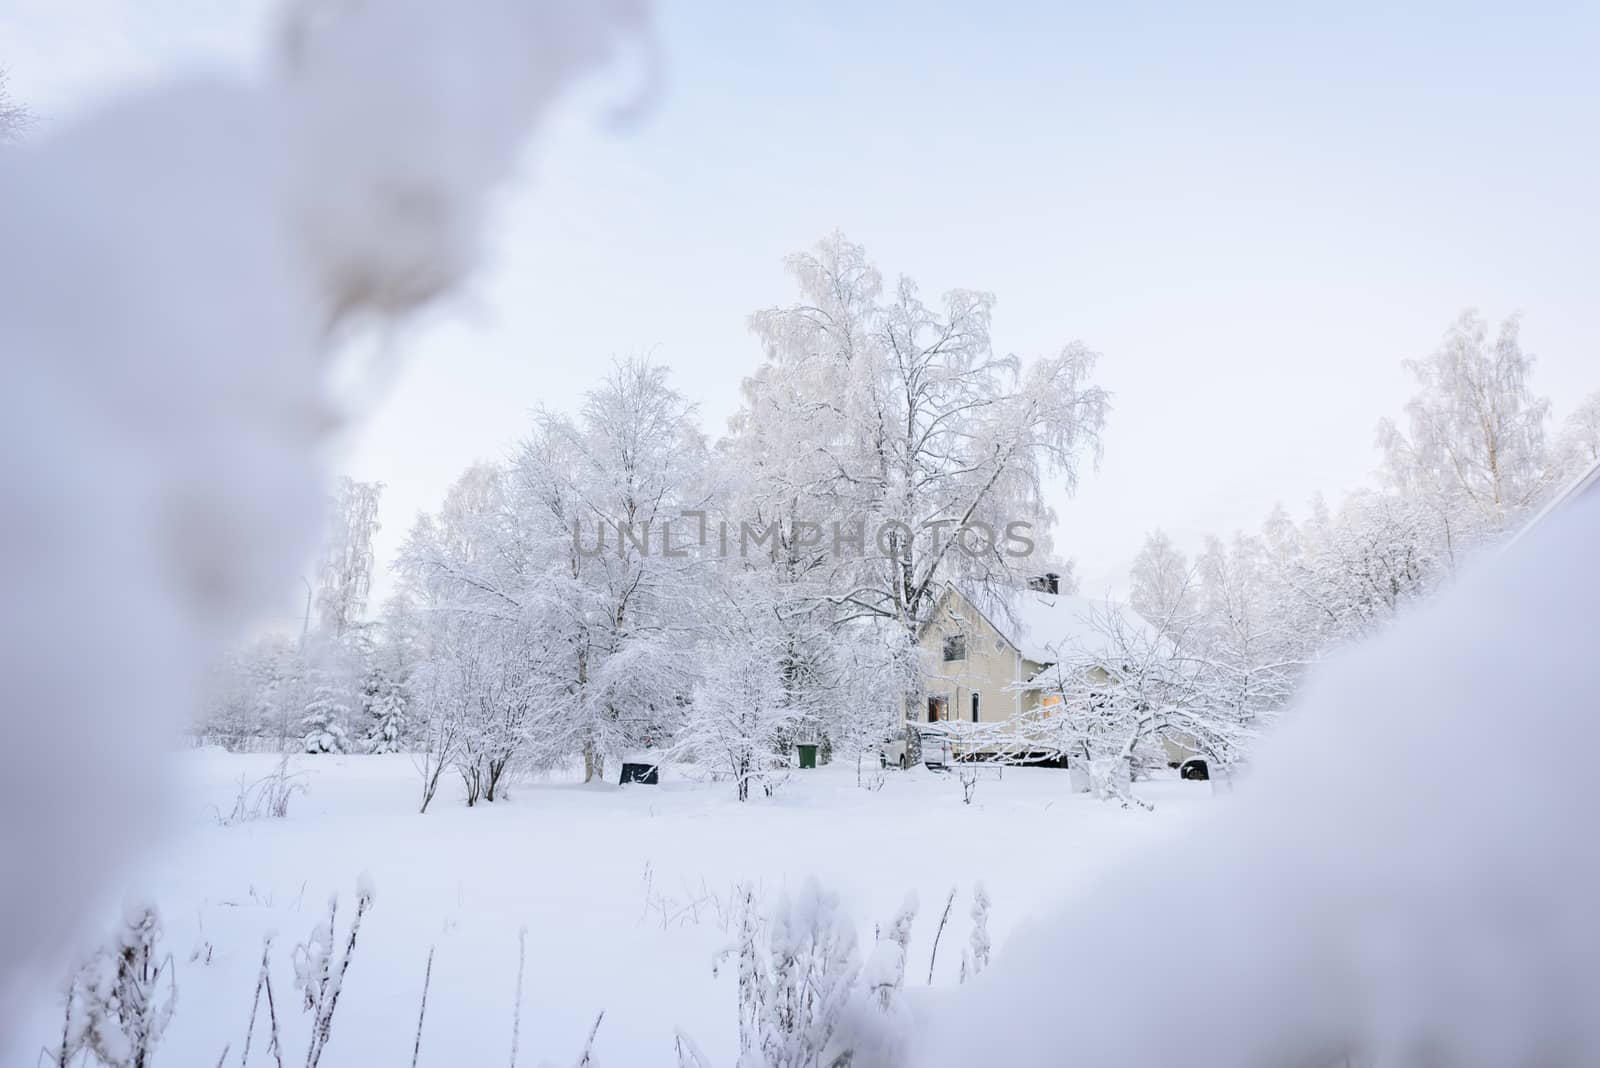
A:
[29, 752, 1212, 1066]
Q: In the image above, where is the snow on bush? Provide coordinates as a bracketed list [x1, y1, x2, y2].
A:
[216, 756, 308, 825]
[677, 882, 942, 1068]
[53, 903, 176, 1068]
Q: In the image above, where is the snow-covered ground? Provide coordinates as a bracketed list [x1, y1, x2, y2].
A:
[27, 751, 1213, 1066]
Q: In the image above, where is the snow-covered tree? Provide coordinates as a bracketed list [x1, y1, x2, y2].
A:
[537, 359, 707, 780]
[674, 576, 795, 801]
[734, 232, 1108, 638]
[316, 478, 383, 638]
[1296, 491, 1444, 642]
[1127, 529, 1197, 635]
[1024, 597, 1254, 803]
[301, 678, 351, 755]
[395, 469, 561, 802]
[1553, 389, 1600, 479]
[1379, 310, 1553, 552]
[397, 360, 706, 788]
[360, 663, 408, 753]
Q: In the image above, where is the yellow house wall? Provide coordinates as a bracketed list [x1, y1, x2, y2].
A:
[915, 587, 1046, 727]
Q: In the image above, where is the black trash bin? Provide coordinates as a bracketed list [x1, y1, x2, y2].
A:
[1179, 758, 1209, 782]
[620, 762, 659, 785]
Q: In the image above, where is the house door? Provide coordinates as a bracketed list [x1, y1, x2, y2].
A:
[927, 696, 947, 722]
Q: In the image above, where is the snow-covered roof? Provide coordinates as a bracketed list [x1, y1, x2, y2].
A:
[999, 592, 1159, 663]
[940, 584, 1160, 665]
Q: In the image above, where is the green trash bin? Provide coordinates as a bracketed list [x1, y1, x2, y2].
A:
[796, 743, 818, 769]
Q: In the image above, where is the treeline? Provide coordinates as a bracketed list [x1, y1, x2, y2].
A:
[200, 255, 1598, 805]
[200, 233, 1109, 803]
[1126, 310, 1598, 741]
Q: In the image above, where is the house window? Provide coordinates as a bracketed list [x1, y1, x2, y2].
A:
[927, 696, 946, 722]
[942, 634, 966, 662]
[971, 692, 980, 722]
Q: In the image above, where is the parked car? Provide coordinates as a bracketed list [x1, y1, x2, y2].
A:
[922, 730, 953, 769]
[878, 728, 910, 769]
[878, 726, 952, 770]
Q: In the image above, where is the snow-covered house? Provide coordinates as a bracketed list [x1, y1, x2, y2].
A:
[913, 575, 1167, 759]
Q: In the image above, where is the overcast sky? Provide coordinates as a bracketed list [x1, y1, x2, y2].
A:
[6, 1, 1597, 618]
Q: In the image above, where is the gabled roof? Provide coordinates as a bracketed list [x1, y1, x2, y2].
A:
[932, 583, 1159, 665]
[997, 591, 1161, 663]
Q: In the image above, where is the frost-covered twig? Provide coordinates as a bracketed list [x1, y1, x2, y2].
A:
[411, 948, 434, 1068]
[925, 888, 957, 985]
[296, 877, 375, 1068]
[673, 1029, 712, 1068]
[509, 927, 527, 1067]
[66, 903, 177, 1068]
[262, 960, 284, 1068]
[574, 1011, 605, 1067]
[958, 764, 979, 805]
[240, 937, 274, 1067]
[45, 973, 77, 1068]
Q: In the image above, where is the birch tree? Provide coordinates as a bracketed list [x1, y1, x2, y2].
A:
[316, 478, 384, 639]
[1128, 530, 1196, 633]
[736, 232, 1109, 637]
[1379, 310, 1552, 553]
[520, 358, 708, 780]
[399, 360, 707, 786]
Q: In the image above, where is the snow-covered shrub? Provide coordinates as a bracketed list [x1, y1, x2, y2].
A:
[217, 756, 308, 824]
[691, 881, 901, 1068]
[292, 876, 375, 1068]
[957, 763, 979, 805]
[863, 893, 917, 1014]
[56, 903, 176, 1068]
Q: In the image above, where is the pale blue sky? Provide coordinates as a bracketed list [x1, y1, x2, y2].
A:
[5, 1, 1597, 609]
